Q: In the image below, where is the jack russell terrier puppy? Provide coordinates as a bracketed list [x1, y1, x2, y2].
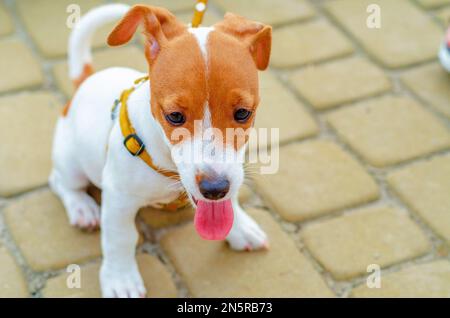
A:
[49, 4, 272, 298]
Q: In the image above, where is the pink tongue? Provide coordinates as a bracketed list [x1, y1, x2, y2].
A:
[194, 199, 234, 240]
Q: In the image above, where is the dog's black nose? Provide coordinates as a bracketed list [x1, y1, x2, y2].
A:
[199, 177, 230, 200]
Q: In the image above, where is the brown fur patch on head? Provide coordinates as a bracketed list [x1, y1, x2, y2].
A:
[109, 7, 272, 149]
[150, 32, 208, 143]
[148, 17, 271, 148]
[215, 13, 272, 70]
[207, 30, 259, 149]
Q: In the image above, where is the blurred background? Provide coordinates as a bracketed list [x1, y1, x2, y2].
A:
[0, 0, 449, 298]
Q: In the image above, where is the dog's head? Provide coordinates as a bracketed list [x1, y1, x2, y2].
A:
[108, 5, 272, 240]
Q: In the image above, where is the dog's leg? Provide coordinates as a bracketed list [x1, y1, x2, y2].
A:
[49, 120, 100, 230]
[226, 197, 269, 251]
[100, 188, 146, 298]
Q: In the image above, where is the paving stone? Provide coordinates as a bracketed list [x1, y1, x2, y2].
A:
[388, 155, 450, 244]
[0, 3, 13, 36]
[289, 57, 391, 110]
[401, 63, 450, 118]
[352, 260, 450, 297]
[212, 0, 315, 26]
[416, 0, 450, 8]
[161, 208, 334, 297]
[0, 247, 28, 297]
[327, 96, 450, 167]
[16, 0, 118, 57]
[140, 206, 194, 229]
[302, 206, 431, 280]
[53, 46, 147, 97]
[250, 71, 318, 150]
[0, 92, 60, 196]
[254, 141, 379, 221]
[238, 184, 253, 203]
[436, 6, 450, 24]
[271, 20, 354, 68]
[325, 0, 443, 68]
[121, 0, 194, 12]
[0, 39, 43, 93]
[42, 254, 177, 297]
[3, 189, 101, 271]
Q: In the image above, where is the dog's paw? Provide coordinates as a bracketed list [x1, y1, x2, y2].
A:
[226, 212, 269, 251]
[66, 192, 100, 231]
[100, 265, 146, 298]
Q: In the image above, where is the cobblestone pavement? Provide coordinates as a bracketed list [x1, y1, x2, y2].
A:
[0, 0, 450, 298]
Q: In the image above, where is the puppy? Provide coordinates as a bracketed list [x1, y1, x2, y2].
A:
[49, 4, 272, 298]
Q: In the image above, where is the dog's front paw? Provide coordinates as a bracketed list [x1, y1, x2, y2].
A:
[100, 264, 146, 298]
[226, 212, 269, 251]
[66, 191, 100, 231]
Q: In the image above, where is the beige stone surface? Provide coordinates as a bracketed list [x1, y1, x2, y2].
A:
[0, 247, 28, 297]
[176, 8, 222, 26]
[388, 155, 450, 243]
[416, 0, 450, 8]
[352, 260, 450, 297]
[290, 57, 391, 110]
[121, 0, 195, 12]
[302, 206, 431, 280]
[251, 71, 318, 150]
[327, 96, 450, 167]
[42, 254, 177, 298]
[0, 3, 13, 36]
[271, 20, 354, 68]
[16, 0, 118, 57]
[325, 0, 443, 68]
[4, 189, 101, 271]
[0, 92, 60, 196]
[53, 46, 148, 97]
[1, 0, 449, 299]
[401, 63, 450, 118]
[161, 208, 334, 297]
[238, 184, 253, 203]
[140, 206, 194, 229]
[213, 0, 315, 26]
[436, 6, 450, 24]
[0, 39, 43, 93]
[254, 141, 379, 222]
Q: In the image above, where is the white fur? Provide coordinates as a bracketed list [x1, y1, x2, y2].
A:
[188, 27, 214, 59]
[227, 197, 268, 250]
[51, 7, 267, 298]
[202, 105, 212, 129]
[69, 4, 130, 79]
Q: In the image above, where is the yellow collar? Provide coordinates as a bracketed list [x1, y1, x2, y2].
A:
[117, 76, 189, 211]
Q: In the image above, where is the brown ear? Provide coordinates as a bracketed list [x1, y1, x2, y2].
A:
[215, 13, 272, 70]
[108, 5, 185, 59]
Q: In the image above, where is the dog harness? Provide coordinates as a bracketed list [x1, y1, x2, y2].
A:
[111, 76, 190, 212]
[192, 0, 208, 27]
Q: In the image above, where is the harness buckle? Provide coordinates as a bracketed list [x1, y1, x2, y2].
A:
[124, 134, 146, 157]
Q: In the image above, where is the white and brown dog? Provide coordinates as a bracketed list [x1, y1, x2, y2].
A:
[49, 4, 272, 297]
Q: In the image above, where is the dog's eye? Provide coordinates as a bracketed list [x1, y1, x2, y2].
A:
[234, 108, 252, 123]
[165, 112, 185, 126]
